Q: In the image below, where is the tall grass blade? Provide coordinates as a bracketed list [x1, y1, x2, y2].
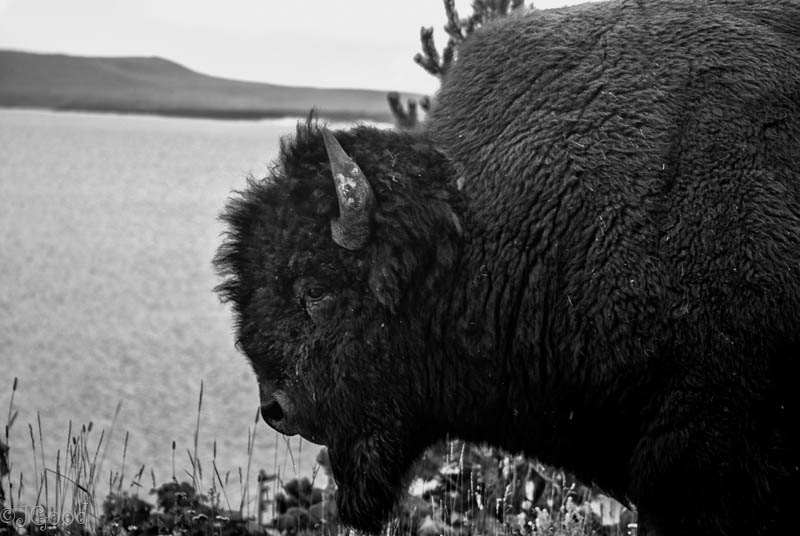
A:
[37, 411, 48, 510]
[213, 461, 233, 513]
[118, 430, 129, 495]
[97, 401, 122, 482]
[192, 380, 204, 493]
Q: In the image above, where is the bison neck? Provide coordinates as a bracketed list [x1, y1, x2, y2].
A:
[425, 189, 664, 499]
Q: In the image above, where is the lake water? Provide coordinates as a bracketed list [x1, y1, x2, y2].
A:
[0, 108, 347, 507]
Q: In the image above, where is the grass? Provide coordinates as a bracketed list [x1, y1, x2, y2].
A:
[1, 377, 338, 536]
[0, 378, 636, 536]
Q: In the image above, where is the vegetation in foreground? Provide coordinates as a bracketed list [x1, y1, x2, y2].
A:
[1, 379, 634, 536]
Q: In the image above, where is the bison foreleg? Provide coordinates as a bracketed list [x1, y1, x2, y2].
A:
[628, 387, 784, 536]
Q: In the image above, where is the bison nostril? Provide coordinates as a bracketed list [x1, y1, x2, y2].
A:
[261, 400, 284, 423]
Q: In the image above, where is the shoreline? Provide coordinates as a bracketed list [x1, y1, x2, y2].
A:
[0, 103, 397, 125]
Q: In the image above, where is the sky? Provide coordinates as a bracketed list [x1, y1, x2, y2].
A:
[0, 0, 602, 94]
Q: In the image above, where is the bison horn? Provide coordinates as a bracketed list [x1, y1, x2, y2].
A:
[321, 128, 374, 250]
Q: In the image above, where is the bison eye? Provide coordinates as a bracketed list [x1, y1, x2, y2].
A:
[293, 278, 332, 319]
[305, 286, 326, 301]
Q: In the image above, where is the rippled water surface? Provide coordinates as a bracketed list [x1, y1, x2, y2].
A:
[0, 109, 327, 503]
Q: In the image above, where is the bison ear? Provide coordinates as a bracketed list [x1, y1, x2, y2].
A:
[368, 243, 402, 312]
[321, 128, 374, 251]
[367, 203, 463, 313]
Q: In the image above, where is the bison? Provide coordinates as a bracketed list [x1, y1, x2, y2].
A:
[214, 0, 800, 534]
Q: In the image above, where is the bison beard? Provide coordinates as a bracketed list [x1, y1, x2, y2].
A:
[327, 436, 419, 533]
[215, 1, 800, 535]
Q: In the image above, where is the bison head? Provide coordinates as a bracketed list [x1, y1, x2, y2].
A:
[214, 120, 463, 532]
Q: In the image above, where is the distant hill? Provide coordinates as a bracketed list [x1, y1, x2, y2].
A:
[0, 50, 415, 122]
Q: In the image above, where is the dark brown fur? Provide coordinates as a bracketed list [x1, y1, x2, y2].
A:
[216, 1, 800, 534]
